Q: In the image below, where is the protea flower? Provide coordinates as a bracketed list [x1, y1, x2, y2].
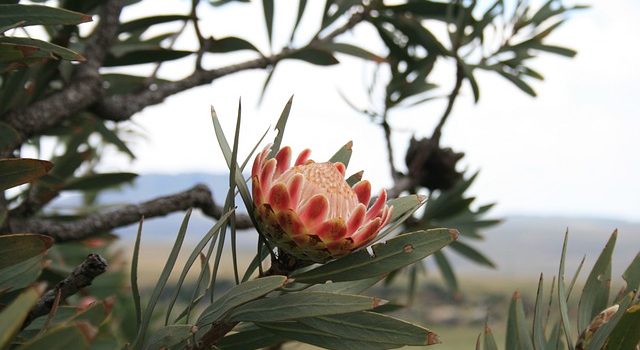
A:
[251, 145, 393, 263]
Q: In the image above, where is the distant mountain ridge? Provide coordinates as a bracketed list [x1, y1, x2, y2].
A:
[50, 173, 640, 277]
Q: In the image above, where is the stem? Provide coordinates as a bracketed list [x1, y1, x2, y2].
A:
[381, 115, 398, 181]
[430, 60, 464, 143]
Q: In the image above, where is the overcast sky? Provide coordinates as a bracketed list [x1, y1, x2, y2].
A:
[96, 0, 639, 222]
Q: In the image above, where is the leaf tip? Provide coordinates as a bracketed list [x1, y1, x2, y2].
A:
[427, 332, 441, 345]
[448, 228, 459, 241]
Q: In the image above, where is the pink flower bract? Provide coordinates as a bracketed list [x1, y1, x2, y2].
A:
[251, 145, 393, 263]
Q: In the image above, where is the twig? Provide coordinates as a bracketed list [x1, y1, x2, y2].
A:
[430, 61, 464, 142]
[8, 184, 253, 241]
[93, 8, 367, 122]
[380, 116, 398, 181]
[22, 254, 108, 329]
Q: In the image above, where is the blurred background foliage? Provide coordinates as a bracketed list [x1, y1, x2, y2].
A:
[2, 1, 635, 349]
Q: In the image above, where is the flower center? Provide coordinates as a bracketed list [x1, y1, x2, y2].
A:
[280, 162, 357, 219]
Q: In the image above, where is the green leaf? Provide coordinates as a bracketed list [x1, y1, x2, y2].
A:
[228, 292, 383, 322]
[298, 311, 440, 346]
[100, 73, 169, 96]
[482, 323, 499, 350]
[0, 255, 45, 292]
[144, 325, 194, 350]
[16, 324, 89, 349]
[94, 121, 135, 158]
[289, 0, 307, 43]
[328, 140, 353, 166]
[103, 48, 192, 66]
[578, 230, 616, 332]
[0, 122, 20, 151]
[0, 284, 43, 348]
[292, 228, 458, 284]
[557, 230, 574, 350]
[345, 170, 363, 187]
[497, 70, 537, 97]
[63, 172, 137, 191]
[257, 320, 394, 350]
[387, 194, 425, 223]
[218, 327, 283, 350]
[0, 4, 91, 27]
[307, 277, 382, 295]
[448, 241, 495, 268]
[434, 251, 458, 294]
[197, 276, 287, 326]
[622, 252, 640, 294]
[163, 209, 236, 324]
[118, 15, 190, 33]
[207, 36, 261, 53]
[268, 95, 294, 159]
[0, 234, 53, 269]
[587, 291, 636, 350]
[131, 218, 143, 329]
[133, 209, 192, 348]
[0, 36, 85, 61]
[320, 42, 385, 62]
[532, 274, 545, 350]
[529, 43, 577, 57]
[287, 48, 339, 66]
[605, 303, 640, 350]
[0, 158, 53, 190]
[263, 0, 274, 48]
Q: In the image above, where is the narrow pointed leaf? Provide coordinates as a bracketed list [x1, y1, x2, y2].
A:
[0, 284, 43, 348]
[558, 231, 574, 349]
[0, 158, 53, 191]
[164, 210, 234, 324]
[197, 276, 287, 326]
[218, 327, 283, 350]
[268, 95, 294, 158]
[0, 4, 92, 27]
[328, 140, 353, 166]
[434, 251, 458, 294]
[288, 48, 339, 65]
[131, 218, 143, 329]
[449, 241, 496, 268]
[289, 0, 307, 43]
[144, 325, 194, 350]
[0, 37, 85, 61]
[578, 230, 617, 332]
[63, 172, 137, 191]
[134, 209, 192, 347]
[483, 323, 499, 350]
[587, 292, 636, 350]
[263, 0, 274, 48]
[257, 321, 394, 350]
[0, 234, 53, 269]
[292, 228, 457, 284]
[604, 303, 640, 350]
[118, 15, 190, 33]
[622, 252, 640, 294]
[228, 292, 383, 322]
[298, 311, 439, 346]
[307, 276, 382, 294]
[532, 274, 545, 350]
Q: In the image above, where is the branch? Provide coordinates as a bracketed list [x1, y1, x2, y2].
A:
[8, 184, 253, 241]
[1, 0, 125, 155]
[22, 254, 108, 329]
[430, 61, 464, 142]
[388, 62, 465, 199]
[93, 8, 368, 122]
